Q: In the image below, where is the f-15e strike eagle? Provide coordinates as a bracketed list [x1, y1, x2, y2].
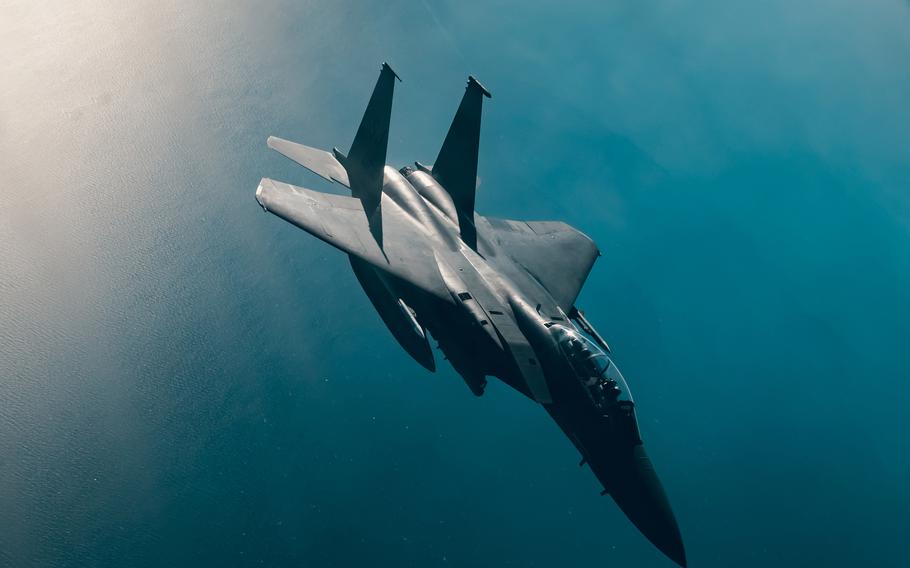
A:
[255, 63, 686, 566]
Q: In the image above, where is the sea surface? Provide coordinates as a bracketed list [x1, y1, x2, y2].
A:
[2, 1, 909, 566]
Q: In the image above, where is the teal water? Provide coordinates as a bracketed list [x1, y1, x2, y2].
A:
[2, 1, 909, 566]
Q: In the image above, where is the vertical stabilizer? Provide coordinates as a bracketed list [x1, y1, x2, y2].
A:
[338, 62, 400, 217]
[432, 76, 491, 248]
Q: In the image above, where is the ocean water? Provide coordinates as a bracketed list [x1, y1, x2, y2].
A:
[2, 1, 909, 566]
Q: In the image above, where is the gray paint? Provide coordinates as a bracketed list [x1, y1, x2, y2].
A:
[254, 63, 686, 567]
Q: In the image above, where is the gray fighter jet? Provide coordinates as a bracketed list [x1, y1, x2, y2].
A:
[255, 63, 686, 567]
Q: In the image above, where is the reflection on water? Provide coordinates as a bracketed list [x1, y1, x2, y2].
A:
[2, 1, 909, 566]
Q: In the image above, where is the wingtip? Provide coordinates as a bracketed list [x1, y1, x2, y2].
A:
[255, 178, 269, 211]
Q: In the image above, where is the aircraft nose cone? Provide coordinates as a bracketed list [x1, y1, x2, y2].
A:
[609, 444, 687, 567]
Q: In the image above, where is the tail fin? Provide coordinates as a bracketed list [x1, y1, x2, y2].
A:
[337, 62, 400, 216]
[432, 76, 491, 228]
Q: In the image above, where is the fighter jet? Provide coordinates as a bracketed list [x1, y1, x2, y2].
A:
[254, 63, 686, 567]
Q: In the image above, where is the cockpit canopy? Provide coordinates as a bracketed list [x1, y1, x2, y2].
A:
[551, 325, 633, 405]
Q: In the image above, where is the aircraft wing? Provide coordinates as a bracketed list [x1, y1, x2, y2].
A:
[480, 217, 600, 309]
[256, 177, 378, 255]
[255, 177, 447, 300]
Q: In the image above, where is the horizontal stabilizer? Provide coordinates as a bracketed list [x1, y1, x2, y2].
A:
[267, 136, 350, 187]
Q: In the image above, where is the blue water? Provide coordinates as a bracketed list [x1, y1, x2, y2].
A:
[2, 1, 909, 566]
